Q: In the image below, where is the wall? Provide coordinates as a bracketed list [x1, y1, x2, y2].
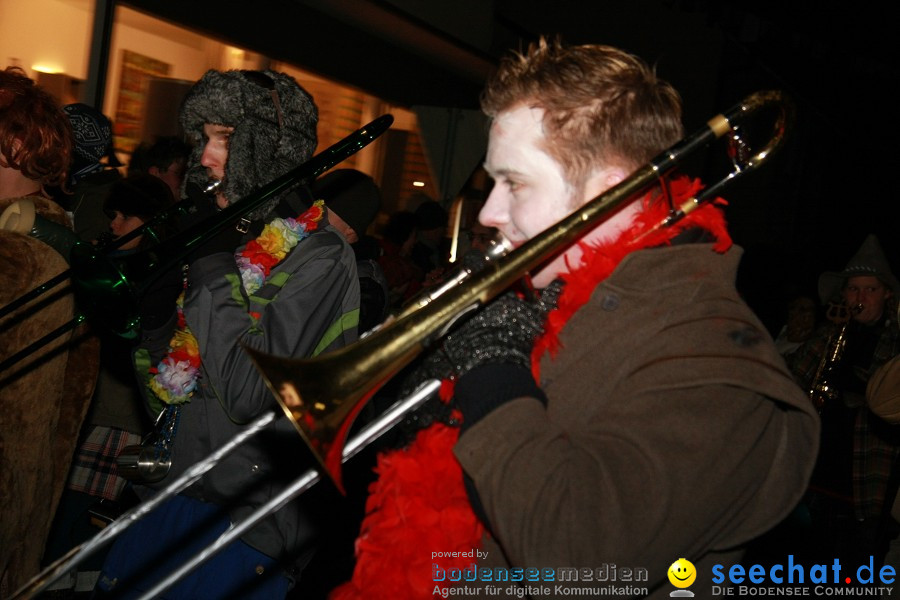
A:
[0, 0, 223, 131]
[0, 0, 93, 78]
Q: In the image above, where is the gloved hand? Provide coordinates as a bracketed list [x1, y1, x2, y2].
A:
[398, 280, 563, 433]
[188, 222, 248, 263]
[442, 280, 562, 375]
[138, 266, 184, 331]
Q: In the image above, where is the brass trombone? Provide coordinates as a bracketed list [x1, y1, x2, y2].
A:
[246, 90, 794, 489]
[12, 91, 792, 599]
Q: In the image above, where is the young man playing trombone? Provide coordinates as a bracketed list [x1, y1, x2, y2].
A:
[94, 69, 360, 599]
[333, 38, 819, 599]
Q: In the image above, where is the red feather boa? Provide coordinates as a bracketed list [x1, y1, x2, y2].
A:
[329, 177, 731, 600]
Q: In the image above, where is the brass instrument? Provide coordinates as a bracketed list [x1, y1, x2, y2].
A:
[0, 115, 394, 373]
[244, 90, 794, 490]
[11, 91, 792, 599]
[808, 302, 863, 411]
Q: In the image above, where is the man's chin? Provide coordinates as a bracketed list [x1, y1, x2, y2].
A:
[530, 266, 559, 289]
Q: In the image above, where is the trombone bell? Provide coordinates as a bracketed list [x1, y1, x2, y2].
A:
[244, 337, 421, 493]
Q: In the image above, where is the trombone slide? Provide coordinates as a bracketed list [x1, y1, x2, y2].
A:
[246, 90, 794, 492]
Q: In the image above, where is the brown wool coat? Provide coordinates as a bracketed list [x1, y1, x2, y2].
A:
[454, 244, 819, 599]
[0, 197, 99, 596]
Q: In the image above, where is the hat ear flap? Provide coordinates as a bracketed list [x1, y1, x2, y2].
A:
[222, 117, 289, 220]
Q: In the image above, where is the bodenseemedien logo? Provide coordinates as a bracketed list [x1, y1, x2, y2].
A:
[668, 558, 696, 597]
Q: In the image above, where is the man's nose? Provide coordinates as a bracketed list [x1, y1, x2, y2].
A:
[199, 144, 215, 168]
[478, 190, 507, 228]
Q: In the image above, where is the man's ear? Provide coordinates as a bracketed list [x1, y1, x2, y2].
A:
[148, 166, 161, 177]
[582, 165, 628, 202]
[601, 166, 627, 188]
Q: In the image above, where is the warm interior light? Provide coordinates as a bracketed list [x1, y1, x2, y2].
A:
[32, 65, 62, 74]
[412, 181, 425, 187]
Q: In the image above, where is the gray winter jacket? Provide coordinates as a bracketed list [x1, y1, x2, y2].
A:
[135, 204, 359, 560]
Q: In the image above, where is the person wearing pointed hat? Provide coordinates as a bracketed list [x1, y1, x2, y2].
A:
[788, 233, 900, 570]
[818, 234, 900, 327]
[94, 69, 360, 599]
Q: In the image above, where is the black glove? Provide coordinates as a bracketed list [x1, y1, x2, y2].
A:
[188, 222, 249, 263]
[405, 280, 563, 386]
[138, 266, 184, 330]
[397, 280, 562, 435]
[445, 280, 562, 374]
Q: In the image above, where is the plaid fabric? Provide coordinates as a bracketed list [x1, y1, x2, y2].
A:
[853, 407, 900, 519]
[68, 426, 141, 501]
[789, 311, 900, 519]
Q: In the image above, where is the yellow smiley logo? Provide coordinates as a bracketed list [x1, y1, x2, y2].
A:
[668, 558, 696, 588]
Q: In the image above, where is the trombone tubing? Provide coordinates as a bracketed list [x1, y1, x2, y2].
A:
[140, 90, 792, 596]
[138, 380, 441, 600]
[245, 90, 792, 488]
[10, 411, 278, 600]
[10, 380, 440, 600]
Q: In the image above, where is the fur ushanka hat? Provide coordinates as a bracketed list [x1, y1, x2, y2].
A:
[180, 69, 318, 220]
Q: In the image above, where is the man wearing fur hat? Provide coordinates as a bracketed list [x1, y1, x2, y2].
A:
[95, 69, 360, 598]
[789, 233, 900, 569]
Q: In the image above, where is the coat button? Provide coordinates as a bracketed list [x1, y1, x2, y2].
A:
[250, 464, 260, 473]
[255, 565, 265, 575]
[601, 293, 620, 311]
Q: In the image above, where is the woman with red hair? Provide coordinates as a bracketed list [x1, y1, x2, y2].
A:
[0, 66, 72, 199]
[1, 65, 98, 596]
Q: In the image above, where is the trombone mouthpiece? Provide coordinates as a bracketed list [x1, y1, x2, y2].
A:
[204, 178, 223, 194]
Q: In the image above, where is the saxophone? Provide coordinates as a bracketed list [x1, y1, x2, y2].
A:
[808, 302, 863, 412]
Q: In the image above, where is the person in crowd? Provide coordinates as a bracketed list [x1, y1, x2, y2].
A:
[61, 103, 124, 242]
[331, 38, 819, 599]
[788, 234, 900, 567]
[466, 221, 496, 255]
[42, 174, 175, 596]
[312, 168, 388, 334]
[0, 67, 72, 201]
[94, 69, 360, 599]
[775, 293, 819, 357]
[866, 352, 900, 589]
[103, 174, 175, 250]
[378, 209, 425, 308]
[0, 65, 99, 597]
[410, 198, 450, 278]
[128, 135, 191, 201]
